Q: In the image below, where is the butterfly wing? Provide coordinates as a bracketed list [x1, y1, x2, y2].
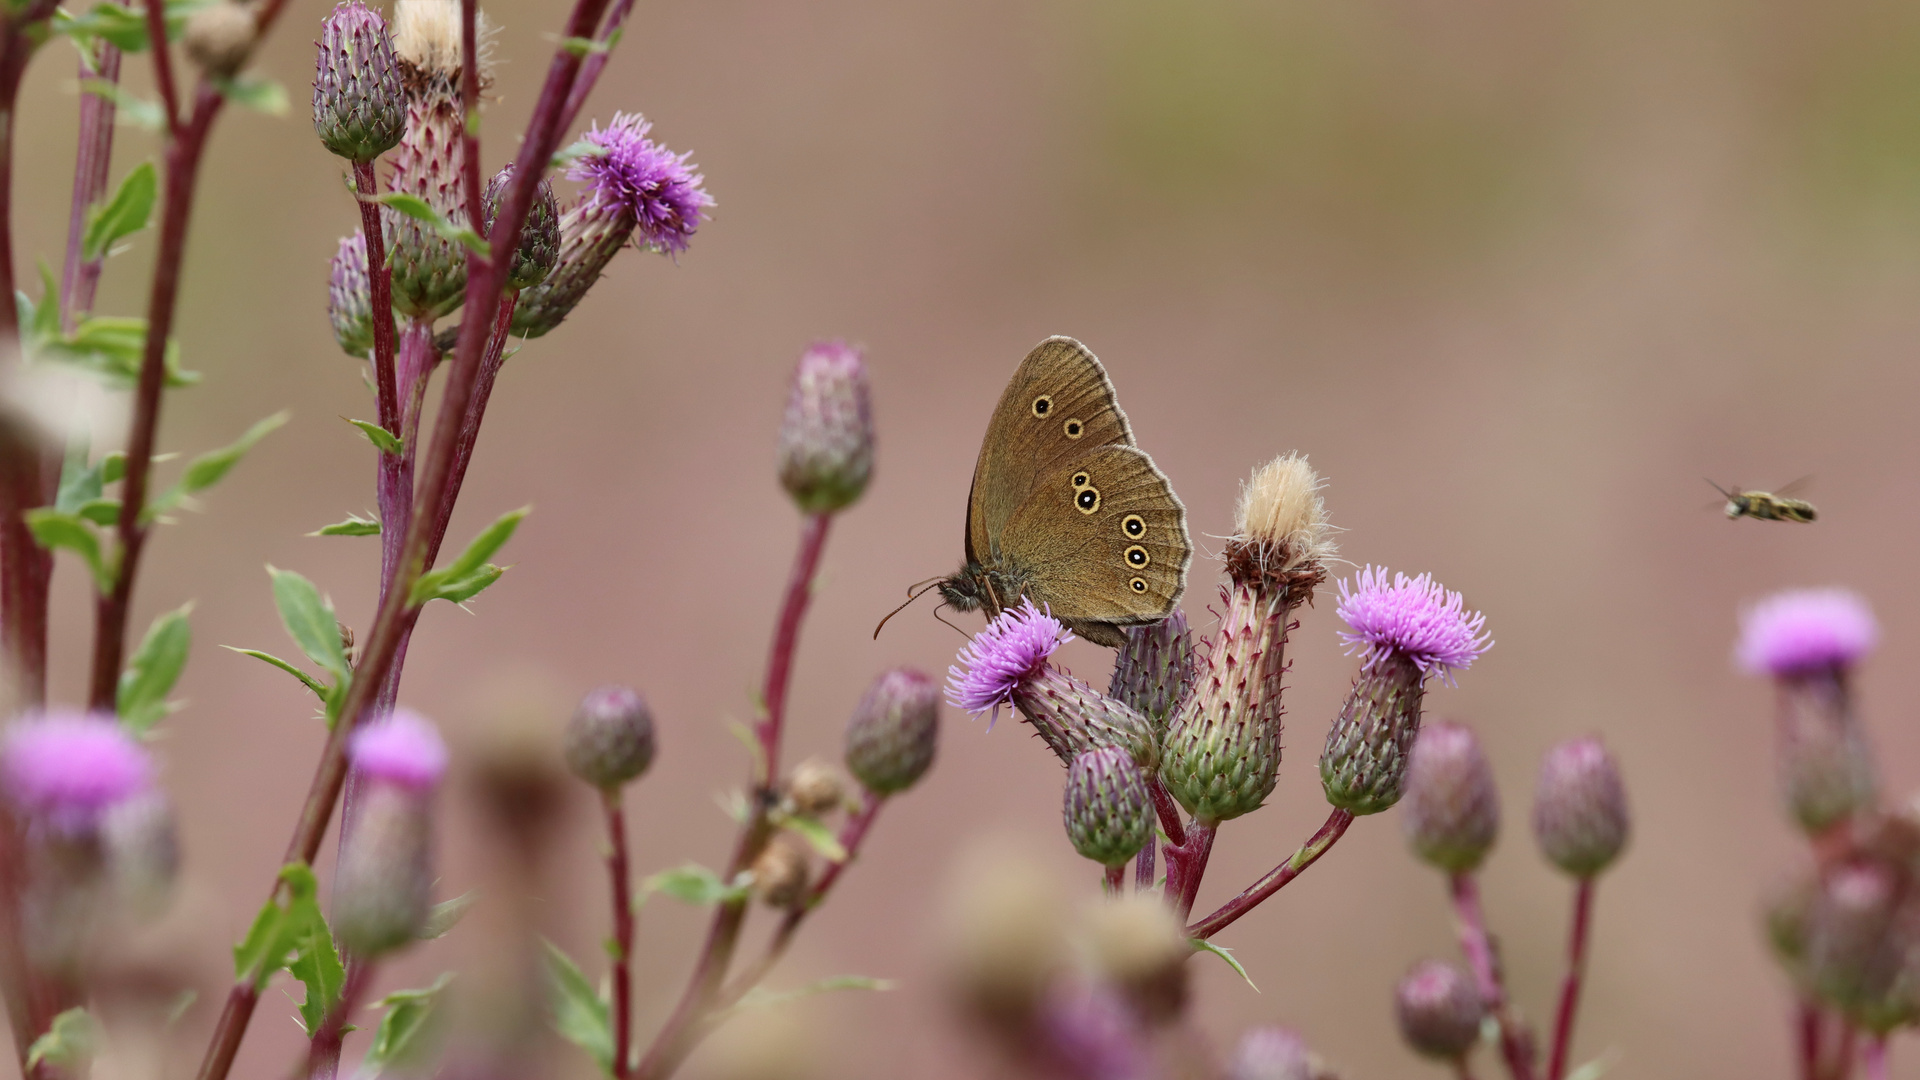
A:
[996, 443, 1191, 646]
[966, 337, 1137, 566]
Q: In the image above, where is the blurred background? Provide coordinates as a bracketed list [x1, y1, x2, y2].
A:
[9, 0, 1920, 1073]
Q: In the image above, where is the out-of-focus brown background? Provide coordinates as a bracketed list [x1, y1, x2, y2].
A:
[10, 0, 1920, 1073]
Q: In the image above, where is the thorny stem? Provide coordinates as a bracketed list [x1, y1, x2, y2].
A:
[458, 0, 483, 230]
[1450, 872, 1536, 1080]
[1546, 879, 1594, 1080]
[352, 161, 400, 439]
[633, 512, 837, 1080]
[300, 959, 375, 1080]
[1134, 834, 1154, 892]
[1104, 865, 1125, 895]
[193, 0, 612, 1073]
[1187, 808, 1352, 940]
[557, 0, 636, 132]
[1797, 1001, 1822, 1080]
[61, 42, 121, 328]
[605, 787, 636, 1080]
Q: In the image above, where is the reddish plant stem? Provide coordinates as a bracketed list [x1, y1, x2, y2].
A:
[1457, 1064, 1479, 1080]
[1104, 865, 1125, 895]
[458, 0, 483, 229]
[1450, 872, 1536, 1080]
[300, 959, 375, 1080]
[604, 786, 636, 1080]
[557, 0, 636, 132]
[61, 42, 121, 327]
[1832, 1026, 1857, 1080]
[633, 513, 837, 1080]
[352, 161, 400, 436]
[1862, 1034, 1885, 1080]
[193, 1, 610, 1073]
[1170, 820, 1216, 920]
[143, 0, 181, 136]
[1134, 834, 1154, 892]
[1546, 879, 1594, 1080]
[1187, 808, 1352, 939]
[1797, 1002, 1822, 1080]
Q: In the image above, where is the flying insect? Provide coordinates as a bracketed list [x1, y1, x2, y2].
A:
[1708, 480, 1816, 523]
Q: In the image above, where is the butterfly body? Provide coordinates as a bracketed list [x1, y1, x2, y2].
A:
[938, 337, 1192, 648]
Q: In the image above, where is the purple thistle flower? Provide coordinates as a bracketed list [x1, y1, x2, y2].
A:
[1738, 588, 1878, 678]
[2, 710, 154, 830]
[569, 112, 713, 255]
[349, 708, 448, 791]
[947, 600, 1073, 719]
[1336, 565, 1490, 684]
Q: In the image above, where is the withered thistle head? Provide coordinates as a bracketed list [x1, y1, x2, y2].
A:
[1402, 719, 1500, 874]
[777, 340, 873, 514]
[1320, 567, 1489, 816]
[845, 667, 940, 795]
[750, 834, 811, 909]
[185, 1, 257, 77]
[313, 0, 404, 163]
[1063, 746, 1153, 868]
[484, 165, 561, 291]
[1108, 611, 1194, 734]
[783, 759, 846, 817]
[563, 685, 656, 791]
[328, 232, 374, 358]
[1225, 452, 1336, 600]
[1532, 736, 1629, 878]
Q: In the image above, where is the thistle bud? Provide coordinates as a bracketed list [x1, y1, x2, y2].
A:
[1394, 959, 1485, 1061]
[941, 846, 1068, 1031]
[184, 1, 256, 77]
[1227, 1027, 1313, 1080]
[384, 11, 470, 319]
[1765, 867, 1817, 973]
[777, 341, 874, 514]
[1532, 737, 1629, 878]
[483, 166, 561, 290]
[334, 710, 446, 956]
[563, 685, 656, 790]
[1804, 863, 1904, 1019]
[1063, 747, 1153, 868]
[1108, 611, 1194, 734]
[1038, 986, 1150, 1080]
[1084, 894, 1188, 1023]
[312, 0, 404, 163]
[948, 601, 1155, 767]
[783, 759, 845, 817]
[102, 792, 180, 919]
[1402, 719, 1500, 874]
[1740, 588, 1879, 832]
[1, 709, 154, 833]
[1162, 456, 1332, 822]
[1320, 568, 1489, 816]
[750, 834, 811, 909]
[328, 232, 374, 359]
[845, 667, 940, 795]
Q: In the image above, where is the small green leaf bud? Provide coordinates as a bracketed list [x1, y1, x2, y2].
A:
[844, 667, 939, 795]
[777, 341, 873, 514]
[1402, 719, 1500, 874]
[563, 685, 657, 790]
[1108, 611, 1195, 734]
[1532, 736, 1629, 878]
[1394, 959, 1485, 1061]
[312, 0, 404, 163]
[783, 758, 845, 817]
[484, 166, 561, 290]
[1064, 747, 1153, 868]
[750, 834, 811, 909]
[328, 232, 373, 359]
[185, 1, 257, 78]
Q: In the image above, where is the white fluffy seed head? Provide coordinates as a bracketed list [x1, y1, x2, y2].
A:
[392, 0, 493, 81]
[1233, 453, 1335, 567]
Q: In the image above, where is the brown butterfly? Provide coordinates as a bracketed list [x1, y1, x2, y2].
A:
[934, 336, 1192, 647]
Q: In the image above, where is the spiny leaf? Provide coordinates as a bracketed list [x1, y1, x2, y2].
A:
[409, 506, 528, 606]
[543, 942, 612, 1073]
[232, 863, 324, 991]
[223, 646, 328, 700]
[726, 975, 894, 1018]
[362, 973, 454, 1073]
[770, 809, 847, 862]
[346, 418, 401, 456]
[267, 566, 349, 681]
[117, 603, 191, 734]
[642, 863, 751, 907]
[146, 411, 288, 520]
[364, 192, 489, 255]
[25, 508, 111, 591]
[309, 512, 381, 537]
[1191, 939, 1257, 992]
[422, 892, 476, 940]
[82, 161, 155, 260]
[24, 1008, 96, 1071]
[288, 911, 346, 1035]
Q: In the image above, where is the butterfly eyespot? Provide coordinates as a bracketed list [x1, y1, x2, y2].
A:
[1063, 418, 1085, 439]
[1072, 472, 1090, 488]
[1076, 487, 1101, 514]
[1125, 545, 1149, 567]
[1121, 514, 1145, 537]
[1031, 395, 1053, 418]
[1129, 577, 1148, 593]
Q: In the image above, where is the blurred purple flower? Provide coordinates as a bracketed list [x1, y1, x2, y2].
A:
[2, 710, 153, 830]
[1738, 588, 1878, 677]
[1336, 566, 1490, 683]
[349, 708, 448, 790]
[1040, 983, 1150, 1080]
[569, 112, 713, 254]
[947, 600, 1071, 720]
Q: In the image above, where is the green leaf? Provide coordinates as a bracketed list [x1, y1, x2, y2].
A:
[310, 512, 381, 537]
[35, 313, 198, 387]
[422, 891, 475, 940]
[117, 603, 191, 734]
[55, 443, 103, 513]
[641, 863, 750, 907]
[727, 975, 894, 1017]
[549, 138, 605, 170]
[24, 1008, 96, 1071]
[347, 418, 402, 456]
[54, 0, 206, 52]
[770, 810, 847, 862]
[543, 942, 612, 1073]
[365, 191, 489, 255]
[30, 262, 58, 342]
[288, 906, 347, 1035]
[361, 973, 454, 1073]
[233, 863, 324, 991]
[146, 411, 288, 520]
[1191, 939, 1258, 992]
[78, 76, 165, 130]
[409, 506, 529, 606]
[76, 498, 121, 526]
[101, 451, 126, 484]
[267, 566, 349, 681]
[223, 647, 329, 700]
[211, 74, 287, 115]
[25, 508, 111, 591]
[82, 161, 156, 261]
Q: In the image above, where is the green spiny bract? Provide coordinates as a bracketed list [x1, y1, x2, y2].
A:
[1108, 611, 1195, 736]
[1064, 746, 1153, 868]
[484, 166, 561, 292]
[844, 668, 940, 796]
[1319, 650, 1425, 816]
[312, 1, 404, 163]
[1159, 584, 1289, 823]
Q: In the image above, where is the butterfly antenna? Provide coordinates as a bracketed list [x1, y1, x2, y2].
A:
[872, 577, 945, 640]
